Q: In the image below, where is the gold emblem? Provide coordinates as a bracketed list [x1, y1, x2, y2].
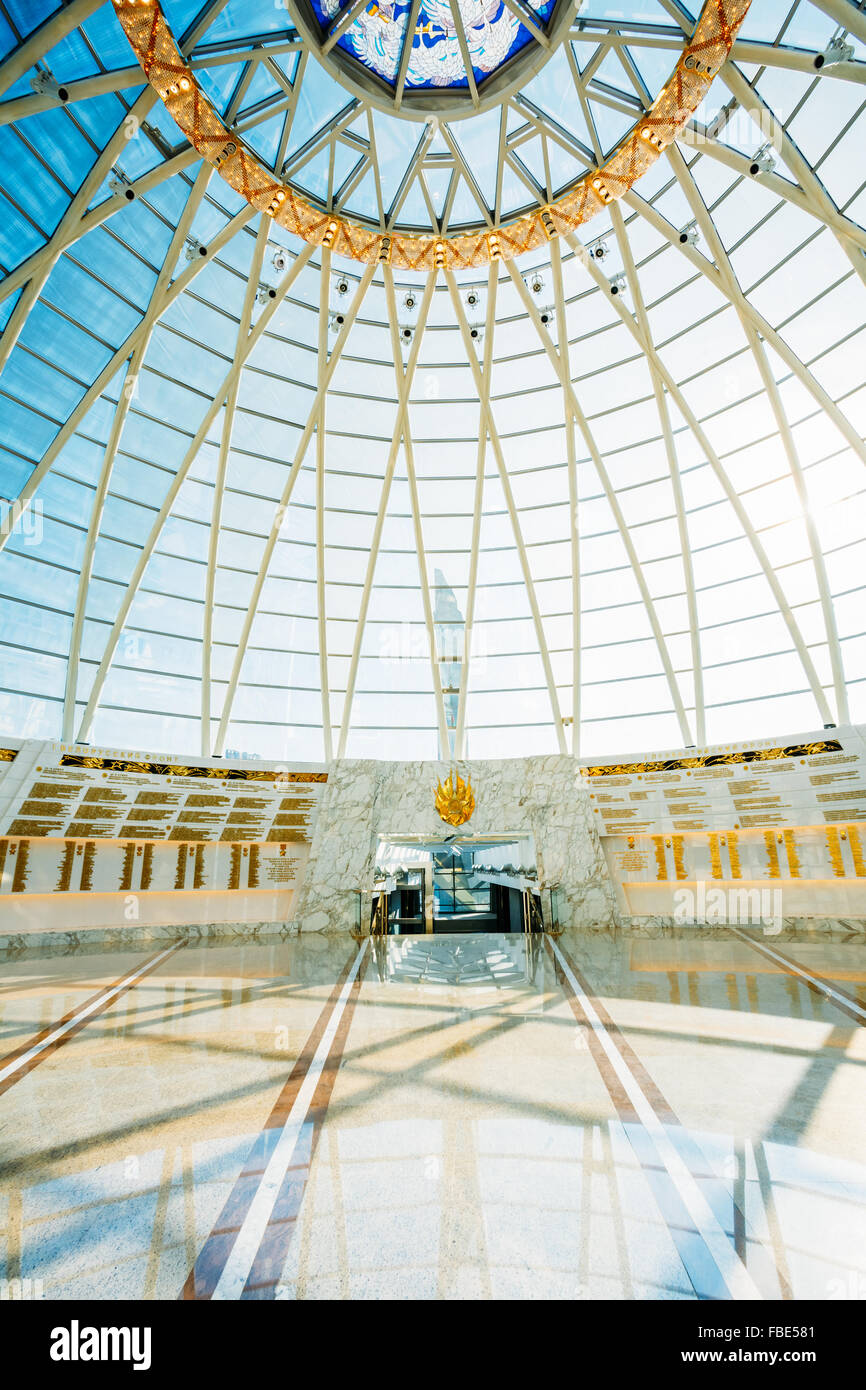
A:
[434, 769, 475, 827]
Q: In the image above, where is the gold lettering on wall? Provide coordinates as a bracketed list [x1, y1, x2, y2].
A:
[848, 825, 866, 878]
[671, 835, 687, 881]
[174, 845, 187, 890]
[727, 831, 741, 879]
[248, 844, 260, 889]
[652, 835, 667, 881]
[228, 845, 242, 891]
[783, 829, 801, 879]
[11, 839, 29, 892]
[141, 843, 154, 891]
[193, 844, 205, 890]
[56, 840, 76, 892]
[80, 842, 95, 892]
[120, 842, 136, 891]
[826, 826, 845, 877]
[764, 831, 781, 879]
[708, 833, 723, 880]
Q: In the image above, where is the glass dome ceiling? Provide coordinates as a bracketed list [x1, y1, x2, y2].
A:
[0, 0, 864, 764]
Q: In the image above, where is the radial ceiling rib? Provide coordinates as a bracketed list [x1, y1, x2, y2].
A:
[446, 269, 568, 756]
[624, 187, 866, 471]
[63, 161, 215, 744]
[337, 272, 437, 760]
[0, 0, 103, 102]
[1, 149, 198, 309]
[0, 86, 158, 372]
[383, 268, 450, 757]
[213, 261, 377, 757]
[0, 202, 258, 554]
[607, 201, 705, 747]
[667, 146, 850, 725]
[74, 240, 317, 745]
[316, 247, 333, 762]
[562, 227, 835, 730]
[548, 239, 582, 756]
[721, 63, 866, 289]
[201, 214, 270, 756]
[808, 0, 866, 44]
[679, 125, 866, 254]
[505, 258, 694, 747]
[395, 0, 424, 109]
[454, 265, 497, 763]
[0, 67, 146, 125]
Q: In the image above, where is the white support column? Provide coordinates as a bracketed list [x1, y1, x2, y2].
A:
[64, 163, 215, 744]
[0, 0, 103, 101]
[316, 248, 333, 762]
[549, 239, 582, 756]
[337, 272, 437, 758]
[201, 215, 270, 755]
[0, 86, 158, 372]
[454, 265, 497, 761]
[383, 268, 450, 758]
[214, 262, 377, 756]
[667, 145, 849, 725]
[74, 241, 317, 744]
[445, 269, 568, 755]
[563, 225, 834, 728]
[608, 201, 705, 746]
[0, 203, 257, 555]
[505, 256, 693, 747]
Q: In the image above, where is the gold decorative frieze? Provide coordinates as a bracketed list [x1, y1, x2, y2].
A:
[583, 740, 842, 779]
[60, 754, 326, 783]
[110, 0, 751, 270]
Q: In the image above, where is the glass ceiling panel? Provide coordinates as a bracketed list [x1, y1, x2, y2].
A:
[0, 0, 864, 759]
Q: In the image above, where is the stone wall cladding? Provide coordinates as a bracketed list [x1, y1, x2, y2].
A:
[293, 756, 621, 934]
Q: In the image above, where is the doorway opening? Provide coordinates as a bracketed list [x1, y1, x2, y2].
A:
[364, 834, 541, 935]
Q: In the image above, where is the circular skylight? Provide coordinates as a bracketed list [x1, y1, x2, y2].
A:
[286, 0, 575, 118]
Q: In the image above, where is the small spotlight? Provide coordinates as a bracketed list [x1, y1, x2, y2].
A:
[750, 145, 776, 175]
[434, 240, 446, 269]
[378, 235, 392, 265]
[540, 208, 556, 240]
[335, 276, 350, 297]
[256, 283, 277, 305]
[272, 249, 288, 273]
[469, 325, 484, 342]
[609, 273, 626, 296]
[487, 231, 501, 260]
[402, 291, 417, 311]
[588, 238, 609, 263]
[322, 219, 338, 249]
[814, 36, 854, 68]
[266, 188, 287, 218]
[184, 237, 207, 262]
[679, 224, 699, 246]
[401, 325, 413, 343]
[214, 140, 237, 169]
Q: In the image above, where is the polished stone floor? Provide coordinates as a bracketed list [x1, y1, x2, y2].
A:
[0, 928, 864, 1300]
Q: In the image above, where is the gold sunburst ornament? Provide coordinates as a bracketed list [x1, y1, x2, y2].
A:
[434, 769, 476, 827]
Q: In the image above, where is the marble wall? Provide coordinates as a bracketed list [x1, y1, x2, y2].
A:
[293, 756, 620, 934]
